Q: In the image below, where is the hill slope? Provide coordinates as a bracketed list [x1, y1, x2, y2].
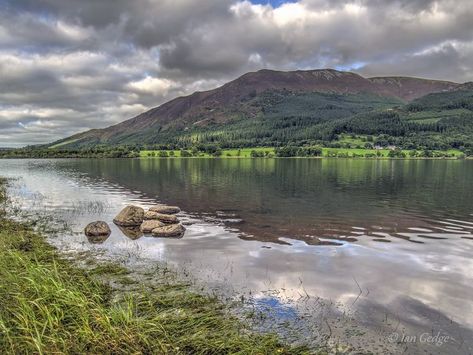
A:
[48, 69, 460, 149]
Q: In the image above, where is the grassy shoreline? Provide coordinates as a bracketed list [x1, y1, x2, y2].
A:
[0, 178, 309, 354]
[140, 147, 465, 159]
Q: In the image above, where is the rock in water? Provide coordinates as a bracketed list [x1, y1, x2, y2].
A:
[149, 204, 181, 214]
[144, 211, 160, 220]
[151, 223, 186, 238]
[84, 221, 111, 237]
[140, 220, 165, 233]
[145, 211, 179, 224]
[113, 205, 144, 226]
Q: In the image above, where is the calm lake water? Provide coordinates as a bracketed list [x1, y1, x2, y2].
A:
[1, 158, 473, 354]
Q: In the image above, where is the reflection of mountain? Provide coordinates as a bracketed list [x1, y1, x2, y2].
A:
[58, 159, 473, 245]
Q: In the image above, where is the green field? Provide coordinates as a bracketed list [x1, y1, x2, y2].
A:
[140, 147, 274, 158]
[140, 147, 464, 159]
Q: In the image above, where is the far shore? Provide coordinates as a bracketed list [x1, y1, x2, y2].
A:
[0, 146, 470, 160]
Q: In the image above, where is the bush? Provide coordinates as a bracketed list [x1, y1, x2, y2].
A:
[250, 150, 265, 157]
[275, 146, 299, 157]
[212, 149, 222, 157]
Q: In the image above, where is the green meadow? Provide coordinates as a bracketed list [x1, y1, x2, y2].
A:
[140, 147, 463, 158]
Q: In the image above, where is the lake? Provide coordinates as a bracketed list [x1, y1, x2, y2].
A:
[1, 158, 472, 354]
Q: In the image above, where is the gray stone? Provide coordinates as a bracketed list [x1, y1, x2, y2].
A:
[140, 220, 165, 233]
[151, 223, 186, 238]
[84, 221, 111, 237]
[113, 205, 144, 226]
[155, 213, 179, 224]
[149, 204, 181, 214]
[144, 210, 160, 220]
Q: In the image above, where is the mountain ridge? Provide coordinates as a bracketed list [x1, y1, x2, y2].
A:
[49, 68, 463, 148]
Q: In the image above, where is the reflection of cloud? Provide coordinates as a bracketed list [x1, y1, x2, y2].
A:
[4, 158, 473, 342]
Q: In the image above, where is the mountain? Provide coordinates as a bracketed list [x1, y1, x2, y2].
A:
[48, 69, 463, 149]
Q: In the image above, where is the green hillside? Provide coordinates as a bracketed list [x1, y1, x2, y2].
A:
[128, 88, 473, 153]
[2, 71, 473, 158]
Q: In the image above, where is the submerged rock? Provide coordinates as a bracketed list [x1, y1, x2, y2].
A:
[149, 204, 181, 215]
[84, 221, 111, 237]
[140, 220, 165, 233]
[113, 205, 144, 226]
[151, 223, 186, 238]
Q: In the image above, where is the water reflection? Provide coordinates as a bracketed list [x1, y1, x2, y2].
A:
[49, 158, 473, 245]
[1, 158, 473, 353]
[117, 225, 143, 240]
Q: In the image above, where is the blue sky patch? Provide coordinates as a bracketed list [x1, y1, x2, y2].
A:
[250, 0, 297, 8]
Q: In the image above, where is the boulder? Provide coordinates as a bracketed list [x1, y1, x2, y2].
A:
[144, 210, 160, 220]
[155, 213, 179, 224]
[149, 204, 181, 215]
[145, 211, 179, 224]
[84, 221, 111, 237]
[140, 220, 165, 233]
[113, 205, 144, 226]
[151, 223, 186, 238]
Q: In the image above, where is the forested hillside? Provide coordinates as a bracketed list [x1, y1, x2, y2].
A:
[84, 87, 470, 153]
[2, 69, 473, 157]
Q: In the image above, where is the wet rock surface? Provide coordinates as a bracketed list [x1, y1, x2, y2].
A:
[84, 221, 111, 237]
[151, 223, 186, 238]
[150, 212, 179, 224]
[149, 204, 181, 215]
[140, 219, 165, 233]
[113, 205, 144, 226]
[144, 210, 160, 220]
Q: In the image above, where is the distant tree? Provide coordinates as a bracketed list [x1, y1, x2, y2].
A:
[275, 146, 299, 157]
[423, 149, 433, 158]
[212, 149, 222, 157]
[251, 150, 265, 157]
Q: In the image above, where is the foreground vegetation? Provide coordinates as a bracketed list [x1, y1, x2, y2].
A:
[0, 178, 308, 354]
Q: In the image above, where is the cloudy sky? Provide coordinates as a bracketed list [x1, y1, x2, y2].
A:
[1, 0, 473, 147]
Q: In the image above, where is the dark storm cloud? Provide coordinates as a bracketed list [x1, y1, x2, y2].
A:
[1, 0, 473, 147]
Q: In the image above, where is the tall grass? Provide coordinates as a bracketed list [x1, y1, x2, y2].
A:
[0, 178, 309, 354]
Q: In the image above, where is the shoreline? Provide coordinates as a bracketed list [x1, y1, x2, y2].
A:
[0, 156, 471, 160]
[0, 177, 309, 354]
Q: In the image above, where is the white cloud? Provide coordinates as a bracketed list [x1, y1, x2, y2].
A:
[1, 0, 473, 146]
[127, 76, 177, 96]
